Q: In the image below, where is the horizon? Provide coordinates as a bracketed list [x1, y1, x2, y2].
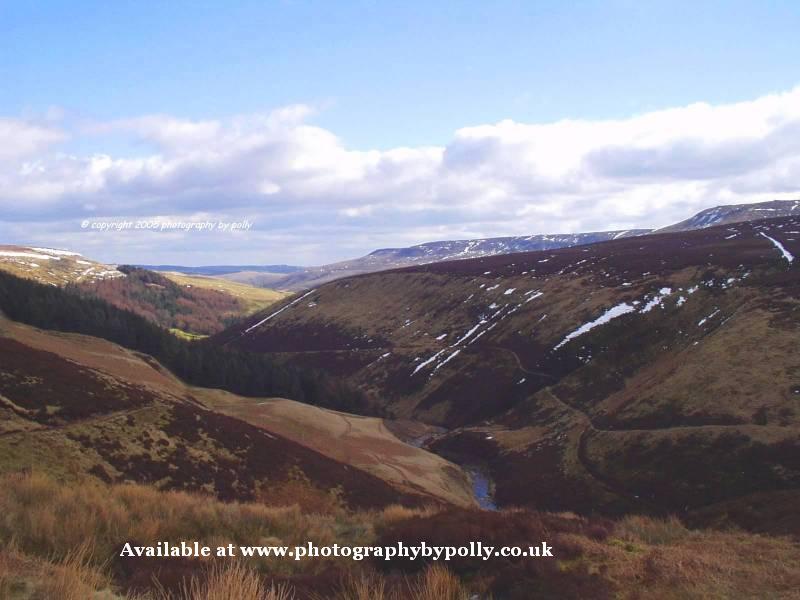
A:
[2, 1, 800, 264]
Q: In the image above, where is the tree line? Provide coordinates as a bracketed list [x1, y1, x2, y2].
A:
[0, 270, 374, 414]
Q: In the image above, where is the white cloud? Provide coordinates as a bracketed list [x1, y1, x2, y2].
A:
[1, 88, 800, 264]
[0, 118, 65, 162]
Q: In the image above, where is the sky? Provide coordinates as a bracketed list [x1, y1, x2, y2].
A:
[1, 0, 799, 266]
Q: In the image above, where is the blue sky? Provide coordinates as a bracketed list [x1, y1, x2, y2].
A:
[1, 1, 799, 264]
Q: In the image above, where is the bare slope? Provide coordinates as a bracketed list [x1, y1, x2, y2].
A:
[223, 216, 800, 531]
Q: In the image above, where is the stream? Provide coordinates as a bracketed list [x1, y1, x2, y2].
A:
[400, 426, 498, 510]
[462, 464, 497, 510]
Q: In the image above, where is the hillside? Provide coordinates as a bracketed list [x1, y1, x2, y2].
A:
[657, 198, 800, 232]
[5, 473, 799, 599]
[73, 266, 285, 336]
[270, 230, 650, 291]
[0, 247, 286, 336]
[173, 200, 800, 293]
[159, 271, 288, 315]
[0, 313, 472, 509]
[0, 245, 124, 286]
[222, 215, 800, 533]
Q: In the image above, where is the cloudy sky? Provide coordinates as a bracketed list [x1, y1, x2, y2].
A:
[1, 1, 799, 266]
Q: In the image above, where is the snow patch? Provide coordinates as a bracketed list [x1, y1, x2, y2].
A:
[554, 303, 636, 350]
[244, 289, 316, 333]
[760, 232, 794, 264]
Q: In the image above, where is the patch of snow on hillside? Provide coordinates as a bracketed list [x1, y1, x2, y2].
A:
[698, 309, 721, 326]
[412, 349, 447, 375]
[760, 232, 794, 264]
[30, 247, 81, 257]
[554, 302, 636, 350]
[641, 288, 672, 313]
[504, 288, 516, 295]
[0, 251, 57, 260]
[431, 349, 461, 374]
[524, 291, 543, 303]
[244, 289, 316, 333]
[452, 320, 488, 346]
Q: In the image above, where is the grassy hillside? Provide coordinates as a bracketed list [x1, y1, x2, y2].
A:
[1, 472, 798, 599]
[160, 270, 288, 314]
[197, 391, 473, 506]
[222, 216, 800, 532]
[0, 314, 470, 508]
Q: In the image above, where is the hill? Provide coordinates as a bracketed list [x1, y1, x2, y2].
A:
[657, 198, 800, 232]
[0, 245, 124, 286]
[221, 215, 800, 534]
[183, 199, 800, 292]
[73, 266, 285, 336]
[269, 230, 650, 291]
[0, 313, 472, 509]
[0, 247, 287, 336]
[159, 271, 288, 315]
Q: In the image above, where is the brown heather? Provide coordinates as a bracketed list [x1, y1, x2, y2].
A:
[1, 472, 799, 599]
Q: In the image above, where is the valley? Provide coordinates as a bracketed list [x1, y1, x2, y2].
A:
[221, 214, 800, 534]
[2, 204, 800, 598]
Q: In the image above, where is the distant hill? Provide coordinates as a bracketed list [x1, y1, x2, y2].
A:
[657, 198, 800, 232]
[135, 200, 800, 293]
[271, 230, 650, 291]
[138, 263, 302, 276]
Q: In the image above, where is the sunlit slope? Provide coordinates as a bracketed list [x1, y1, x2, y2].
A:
[160, 270, 288, 314]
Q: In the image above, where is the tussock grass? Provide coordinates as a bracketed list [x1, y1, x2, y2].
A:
[616, 514, 692, 545]
[40, 542, 107, 600]
[332, 566, 466, 600]
[0, 471, 370, 577]
[176, 564, 295, 600]
[408, 565, 468, 600]
[2, 472, 799, 599]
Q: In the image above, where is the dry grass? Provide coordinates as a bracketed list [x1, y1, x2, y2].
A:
[408, 565, 468, 600]
[569, 519, 800, 599]
[175, 564, 294, 600]
[616, 514, 692, 546]
[40, 542, 107, 600]
[332, 566, 467, 600]
[334, 570, 387, 600]
[2, 472, 799, 599]
[0, 471, 370, 577]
